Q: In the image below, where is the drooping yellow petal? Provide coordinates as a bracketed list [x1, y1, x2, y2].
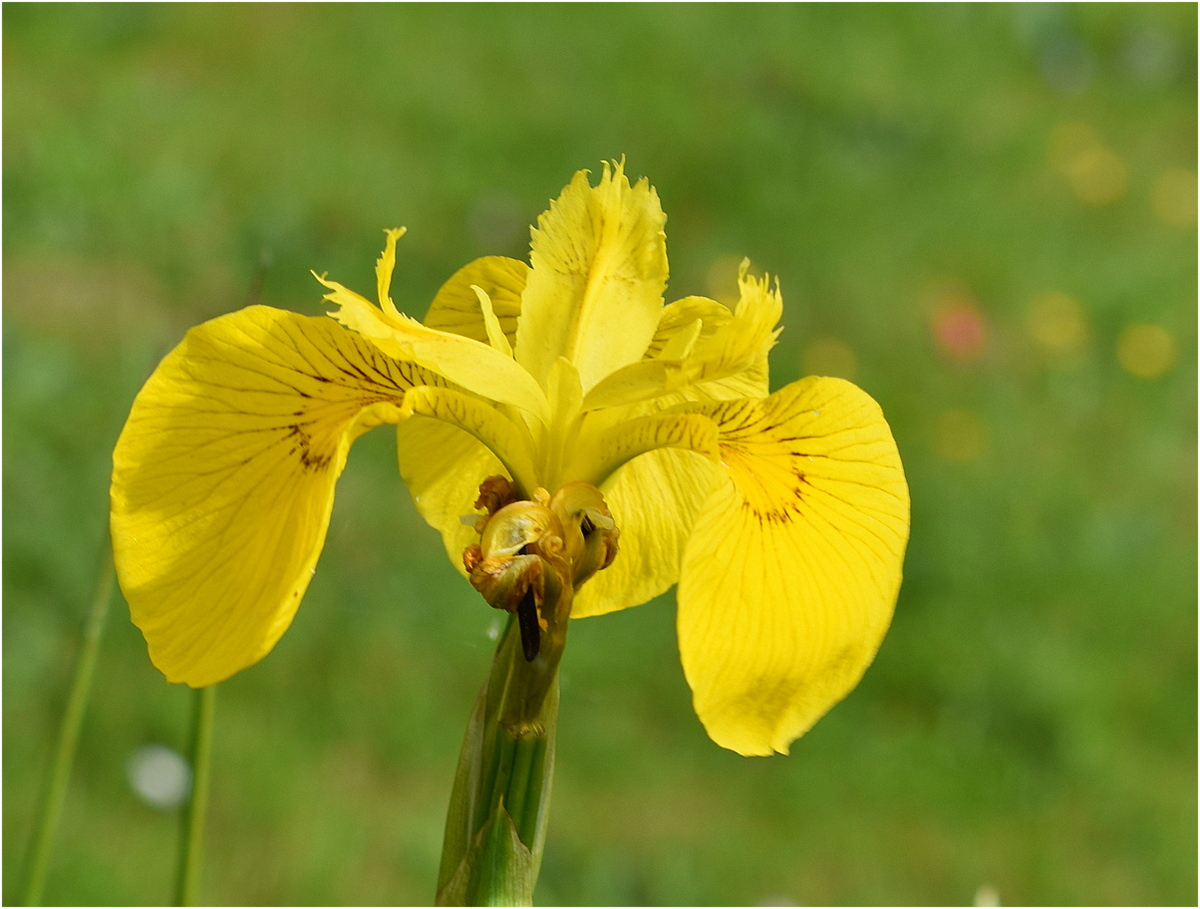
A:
[572, 445, 721, 619]
[423, 255, 527, 349]
[517, 160, 668, 392]
[676, 376, 910, 756]
[314, 272, 549, 423]
[111, 306, 427, 687]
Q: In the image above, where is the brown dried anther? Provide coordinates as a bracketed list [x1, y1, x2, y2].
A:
[464, 496, 569, 661]
[548, 482, 620, 586]
[473, 475, 520, 520]
[464, 477, 620, 662]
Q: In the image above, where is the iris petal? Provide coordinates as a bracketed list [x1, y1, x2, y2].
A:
[400, 386, 538, 495]
[396, 417, 506, 576]
[643, 295, 731, 359]
[572, 445, 720, 619]
[517, 160, 668, 391]
[676, 377, 910, 755]
[581, 268, 780, 412]
[315, 273, 549, 422]
[110, 306, 426, 686]
[564, 411, 719, 490]
[423, 255, 526, 349]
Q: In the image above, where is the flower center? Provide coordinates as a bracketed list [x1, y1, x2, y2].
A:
[463, 477, 619, 661]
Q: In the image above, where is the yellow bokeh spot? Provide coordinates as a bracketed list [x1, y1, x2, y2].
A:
[1152, 169, 1198, 228]
[1047, 121, 1129, 207]
[801, 335, 858, 380]
[1117, 324, 1176, 379]
[1067, 146, 1129, 207]
[1026, 291, 1088, 356]
[1048, 121, 1103, 172]
[933, 409, 988, 463]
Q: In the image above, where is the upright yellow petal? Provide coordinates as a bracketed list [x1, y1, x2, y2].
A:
[111, 306, 429, 687]
[676, 377, 910, 756]
[375, 227, 408, 318]
[471, 286, 514, 358]
[684, 264, 779, 400]
[581, 267, 780, 412]
[517, 160, 668, 392]
[423, 255, 527, 349]
[643, 295, 732, 359]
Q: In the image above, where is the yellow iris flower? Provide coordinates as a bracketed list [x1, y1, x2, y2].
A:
[110, 161, 909, 757]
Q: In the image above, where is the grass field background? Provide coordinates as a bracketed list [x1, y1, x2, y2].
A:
[4, 5, 1196, 905]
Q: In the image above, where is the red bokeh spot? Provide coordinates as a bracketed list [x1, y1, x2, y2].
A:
[929, 288, 988, 364]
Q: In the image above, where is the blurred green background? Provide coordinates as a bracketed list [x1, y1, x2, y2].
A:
[4, 4, 1196, 906]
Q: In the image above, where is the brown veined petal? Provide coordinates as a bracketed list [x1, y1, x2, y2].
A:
[110, 306, 435, 687]
[517, 159, 668, 392]
[676, 376, 910, 756]
[423, 255, 527, 349]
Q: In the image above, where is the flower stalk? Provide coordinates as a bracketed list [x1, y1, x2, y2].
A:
[20, 543, 114, 907]
[436, 617, 560, 906]
[438, 478, 618, 905]
[174, 684, 217, 907]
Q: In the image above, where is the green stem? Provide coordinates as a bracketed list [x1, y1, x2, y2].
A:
[436, 618, 561, 906]
[20, 546, 114, 907]
[504, 737, 537, 837]
[174, 685, 217, 907]
[516, 733, 552, 846]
